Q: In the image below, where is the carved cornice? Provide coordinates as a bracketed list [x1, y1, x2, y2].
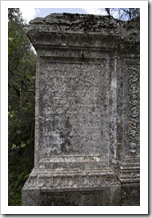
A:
[25, 13, 140, 53]
[24, 170, 120, 190]
[27, 32, 121, 50]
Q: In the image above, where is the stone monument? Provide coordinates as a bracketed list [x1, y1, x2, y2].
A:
[22, 13, 140, 206]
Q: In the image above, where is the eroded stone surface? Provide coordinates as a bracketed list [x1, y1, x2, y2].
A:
[22, 13, 140, 206]
[39, 62, 107, 157]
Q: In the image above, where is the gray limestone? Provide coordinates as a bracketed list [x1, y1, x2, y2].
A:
[22, 13, 140, 206]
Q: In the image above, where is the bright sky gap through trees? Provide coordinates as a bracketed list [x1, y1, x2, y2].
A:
[20, 8, 140, 23]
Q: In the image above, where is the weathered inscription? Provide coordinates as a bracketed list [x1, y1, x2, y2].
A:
[39, 62, 107, 157]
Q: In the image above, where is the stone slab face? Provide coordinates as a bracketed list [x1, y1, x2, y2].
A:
[22, 13, 140, 206]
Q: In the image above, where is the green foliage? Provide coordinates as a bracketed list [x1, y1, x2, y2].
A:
[8, 8, 36, 206]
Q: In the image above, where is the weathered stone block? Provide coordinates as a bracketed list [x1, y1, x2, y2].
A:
[121, 183, 140, 206]
[22, 13, 140, 206]
[22, 185, 121, 206]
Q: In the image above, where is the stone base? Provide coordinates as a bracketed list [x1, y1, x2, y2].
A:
[121, 182, 140, 206]
[22, 168, 121, 206]
[22, 187, 121, 206]
[119, 159, 140, 206]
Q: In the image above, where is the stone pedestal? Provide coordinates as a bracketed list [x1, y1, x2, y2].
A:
[22, 13, 140, 206]
[22, 167, 121, 206]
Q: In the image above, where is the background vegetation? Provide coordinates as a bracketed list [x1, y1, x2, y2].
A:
[8, 8, 36, 205]
[8, 8, 139, 206]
